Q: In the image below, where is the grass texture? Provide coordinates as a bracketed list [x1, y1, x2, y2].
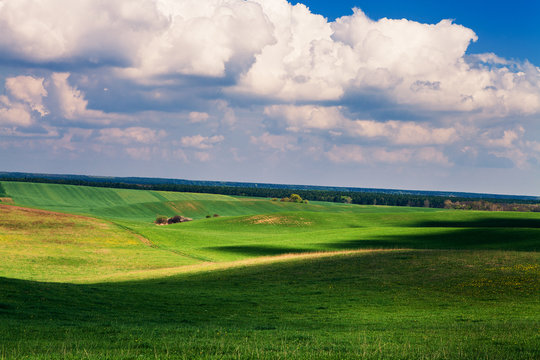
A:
[0, 181, 538, 359]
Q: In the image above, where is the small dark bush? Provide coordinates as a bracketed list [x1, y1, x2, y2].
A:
[206, 215, 211, 218]
[155, 216, 168, 225]
[168, 215, 182, 224]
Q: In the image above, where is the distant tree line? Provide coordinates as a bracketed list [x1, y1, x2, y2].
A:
[3, 171, 538, 201]
[444, 200, 540, 212]
[1, 176, 539, 211]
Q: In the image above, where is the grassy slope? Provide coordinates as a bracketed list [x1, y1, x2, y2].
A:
[1, 250, 538, 359]
[0, 181, 539, 358]
[0, 205, 197, 282]
[5, 181, 417, 220]
[1, 181, 540, 278]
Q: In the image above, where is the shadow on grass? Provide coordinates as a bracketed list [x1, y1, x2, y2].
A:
[205, 245, 313, 257]
[412, 217, 540, 229]
[324, 228, 540, 251]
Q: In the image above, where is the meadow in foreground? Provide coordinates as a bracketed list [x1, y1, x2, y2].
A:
[0, 181, 539, 359]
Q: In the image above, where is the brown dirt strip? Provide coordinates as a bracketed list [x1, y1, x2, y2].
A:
[0, 204, 103, 222]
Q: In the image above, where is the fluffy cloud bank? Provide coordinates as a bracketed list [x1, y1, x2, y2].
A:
[0, 75, 48, 127]
[0, 0, 274, 79]
[327, 145, 451, 166]
[1, 0, 540, 192]
[1, 0, 538, 116]
[265, 105, 458, 146]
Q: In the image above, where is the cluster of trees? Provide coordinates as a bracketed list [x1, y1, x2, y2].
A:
[0, 183, 6, 197]
[155, 215, 192, 225]
[444, 200, 540, 212]
[277, 194, 308, 203]
[2, 176, 539, 212]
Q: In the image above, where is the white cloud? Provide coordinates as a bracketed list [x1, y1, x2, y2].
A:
[264, 105, 345, 131]
[350, 120, 458, 145]
[327, 145, 451, 166]
[250, 132, 297, 152]
[0, 0, 275, 80]
[481, 128, 522, 148]
[265, 104, 458, 145]
[234, 1, 347, 100]
[0, 75, 50, 127]
[125, 147, 153, 160]
[189, 111, 210, 123]
[5, 76, 48, 116]
[98, 127, 166, 144]
[235, 6, 540, 116]
[0, 96, 33, 127]
[0, 1, 538, 117]
[49, 72, 127, 124]
[124, 0, 275, 79]
[215, 100, 237, 126]
[180, 134, 224, 149]
[0, 0, 167, 65]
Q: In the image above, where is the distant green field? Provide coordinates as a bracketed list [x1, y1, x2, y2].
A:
[0, 181, 539, 359]
[3, 181, 539, 271]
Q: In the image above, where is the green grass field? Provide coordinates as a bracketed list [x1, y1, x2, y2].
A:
[0, 181, 539, 359]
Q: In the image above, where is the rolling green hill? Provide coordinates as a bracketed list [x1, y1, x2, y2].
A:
[2, 180, 540, 275]
[1, 250, 538, 359]
[0, 180, 539, 359]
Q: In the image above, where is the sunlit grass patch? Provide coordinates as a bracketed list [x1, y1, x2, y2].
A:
[1, 250, 539, 359]
[0, 205, 197, 282]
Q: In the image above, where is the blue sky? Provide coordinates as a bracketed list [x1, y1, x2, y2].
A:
[0, 0, 539, 195]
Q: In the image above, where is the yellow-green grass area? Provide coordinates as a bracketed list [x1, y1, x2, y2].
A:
[0, 205, 197, 282]
[121, 209, 540, 266]
[0, 250, 538, 359]
[0, 181, 539, 358]
[2, 181, 540, 282]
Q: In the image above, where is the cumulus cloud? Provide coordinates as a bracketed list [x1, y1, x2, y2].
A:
[0, 75, 49, 127]
[250, 132, 298, 152]
[1, 1, 538, 117]
[1, 0, 540, 190]
[215, 100, 237, 126]
[0, 97, 33, 127]
[481, 128, 523, 148]
[0, 72, 132, 129]
[189, 111, 210, 123]
[5, 76, 48, 116]
[124, 0, 275, 79]
[48, 72, 128, 124]
[98, 127, 166, 144]
[350, 120, 458, 145]
[327, 145, 451, 166]
[0, 0, 167, 66]
[0, 0, 274, 79]
[264, 105, 344, 131]
[235, 6, 540, 116]
[265, 104, 458, 145]
[180, 134, 224, 149]
[125, 147, 159, 161]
